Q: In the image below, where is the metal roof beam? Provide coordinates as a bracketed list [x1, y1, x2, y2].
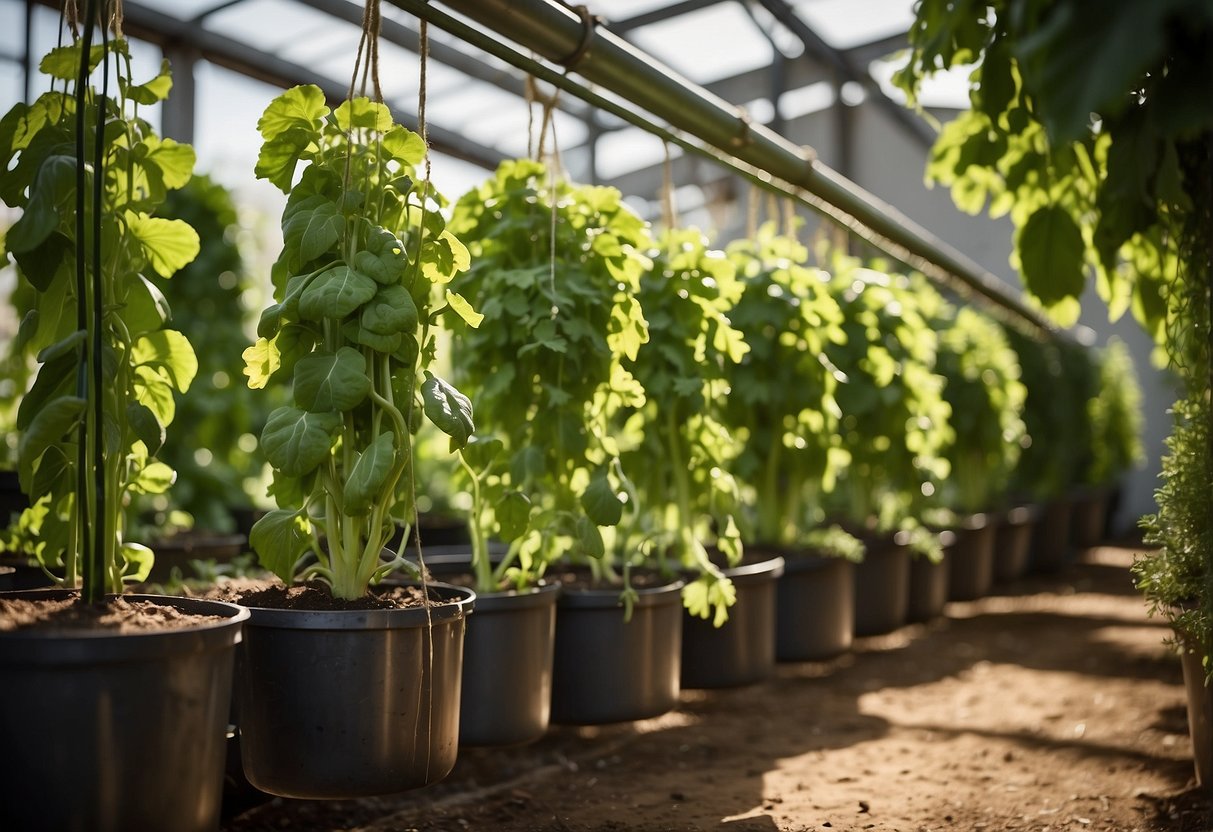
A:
[610, 0, 726, 33]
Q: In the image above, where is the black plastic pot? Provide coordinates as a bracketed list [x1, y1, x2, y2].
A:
[234, 582, 474, 798]
[0, 565, 12, 590]
[0, 590, 248, 832]
[550, 575, 684, 725]
[907, 535, 951, 623]
[853, 535, 911, 636]
[682, 555, 785, 689]
[775, 552, 854, 661]
[145, 532, 248, 583]
[421, 552, 559, 746]
[1031, 496, 1074, 573]
[945, 513, 997, 602]
[993, 504, 1039, 583]
[1180, 637, 1213, 789]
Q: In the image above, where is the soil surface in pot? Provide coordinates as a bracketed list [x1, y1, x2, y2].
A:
[219, 544, 1213, 832]
[0, 595, 226, 632]
[225, 582, 434, 611]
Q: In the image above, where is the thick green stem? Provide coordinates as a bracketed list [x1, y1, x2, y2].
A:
[665, 406, 697, 565]
[457, 451, 493, 593]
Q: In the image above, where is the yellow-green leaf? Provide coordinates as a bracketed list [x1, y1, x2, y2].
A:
[126, 212, 200, 277]
[243, 336, 281, 390]
[445, 290, 483, 328]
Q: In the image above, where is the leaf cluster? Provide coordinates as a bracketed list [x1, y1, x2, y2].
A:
[1, 38, 200, 591]
[895, 0, 1213, 334]
[1087, 337, 1146, 485]
[243, 86, 475, 599]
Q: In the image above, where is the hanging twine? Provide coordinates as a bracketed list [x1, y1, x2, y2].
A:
[661, 141, 677, 231]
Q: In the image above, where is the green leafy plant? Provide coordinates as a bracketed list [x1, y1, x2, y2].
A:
[1, 26, 200, 600]
[243, 85, 477, 600]
[617, 227, 748, 625]
[822, 254, 953, 531]
[446, 159, 651, 593]
[720, 225, 847, 546]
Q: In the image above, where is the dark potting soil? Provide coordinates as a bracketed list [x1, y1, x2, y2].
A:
[228, 581, 436, 611]
[0, 594, 226, 633]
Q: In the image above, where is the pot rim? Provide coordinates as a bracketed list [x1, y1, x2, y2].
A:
[556, 577, 685, 610]
[241, 581, 475, 630]
[0, 590, 249, 663]
[719, 555, 785, 583]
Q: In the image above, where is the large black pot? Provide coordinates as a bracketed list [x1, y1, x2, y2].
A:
[993, 504, 1039, 583]
[0, 590, 248, 832]
[145, 532, 248, 583]
[1031, 496, 1074, 573]
[945, 513, 997, 602]
[907, 534, 951, 623]
[234, 582, 474, 798]
[853, 534, 911, 636]
[1069, 486, 1112, 550]
[550, 575, 684, 725]
[1180, 636, 1213, 789]
[682, 555, 785, 689]
[775, 552, 854, 661]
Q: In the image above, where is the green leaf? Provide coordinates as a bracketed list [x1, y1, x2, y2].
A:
[120, 542, 155, 583]
[495, 491, 531, 541]
[255, 128, 315, 193]
[334, 98, 393, 131]
[123, 273, 172, 336]
[143, 136, 195, 189]
[122, 59, 173, 104]
[361, 283, 418, 335]
[39, 42, 106, 80]
[460, 435, 503, 472]
[574, 514, 605, 559]
[35, 329, 86, 365]
[293, 347, 372, 413]
[6, 155, 75, 254]
[257, 84, 329, 141]
[1017, 204, 1085, 305]
[18, 397, 85, 494]
[282, 197, 342, 265]
[132, 330, 198, 393]
[126, 213, 201, 277]
[12, 230, 71, 292]
[580, 469, 623, 526]
[17, 351, 74, 431]
[133, 365, 177, 426]
[261, 406, 340, 477]
[129, 461, 175, 495]
[445, 290, 483, 328]
[383, 127, 426, 166]
[298, 265, 378, 320]
[249, 509, 312, 584]
[127, 402, 165, 455]
[422, 373, 474, 451]
[344, 432, 395, 515]
[242, 336, 281, 390]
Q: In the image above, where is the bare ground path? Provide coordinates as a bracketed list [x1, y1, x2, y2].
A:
[222, 547, 1213, 832]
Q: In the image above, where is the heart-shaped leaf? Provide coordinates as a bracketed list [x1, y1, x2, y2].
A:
[344, 431, 396, 516]
[298, 265, 377, 320]
[422, 373, 474, 451]
[261, 406, 340, 477]
[292, 347, 371, 413]
[361, 283, 418, 335]
[249, 509, 313, 584]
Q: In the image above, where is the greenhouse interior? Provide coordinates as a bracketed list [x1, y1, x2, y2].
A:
[0, 0, 1211, 830]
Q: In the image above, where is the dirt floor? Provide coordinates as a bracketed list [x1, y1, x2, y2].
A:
[221, 546, 1213, 832]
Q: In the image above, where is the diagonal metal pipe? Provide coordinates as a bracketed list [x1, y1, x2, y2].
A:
[387, 0, 1059, 336]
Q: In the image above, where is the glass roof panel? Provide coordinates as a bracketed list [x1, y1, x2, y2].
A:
[628, 3, 774, 85]
[136, 0, 242, 19]
[791, 0, 915, 50]
[0, 1, 22, 55]
[204, 0, 345, 55]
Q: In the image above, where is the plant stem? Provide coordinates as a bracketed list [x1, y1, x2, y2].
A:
[457, 451, 492, 593]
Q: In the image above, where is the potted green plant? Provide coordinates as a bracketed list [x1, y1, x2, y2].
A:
[822, 253, 953, 635]
[234, 85, 475, 797]
[719, 225, 857, 661]
[447, 158, 682, 726]
[615, 226, 777, 689]
[0, 19, 248, 832]
[918, 277, 1028, 601]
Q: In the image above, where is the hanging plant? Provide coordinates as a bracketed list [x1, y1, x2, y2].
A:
[618, 227, 748, 625]
[445, 158, 651, 592]
[1, 21, 201, 597]
[242, 84, 479, 600]
[719, 225, 848, 547]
